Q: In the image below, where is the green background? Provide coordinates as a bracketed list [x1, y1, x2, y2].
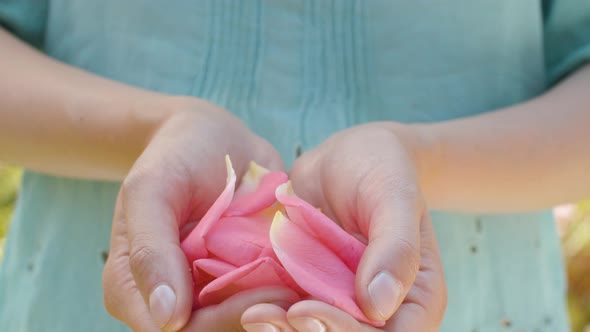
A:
[0, 165, 21, 261]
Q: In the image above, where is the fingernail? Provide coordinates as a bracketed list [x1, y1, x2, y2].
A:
[291, 317, 326, 332]
[368, 271, 402, 320]
[243, 323, 280, 332]
[149, 284, 176, 328]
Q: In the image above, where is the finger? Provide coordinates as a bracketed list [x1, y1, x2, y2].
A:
[251, 136, 286, 173]
[382, 300, 441, 332]
[180, 287, 300, 332]
[287, 300, 380, 332]
[122, 164, 193, 331]
[103, 191, 160, 332]
[384, 214, 447, 332]
[103, 255, 160, 332]
[289, 151, 341, 225]
[355, 171, 423, 322]
[382, 303, 433, 332]
[289, 150, 324, 206]
[242, 303, 296, 332]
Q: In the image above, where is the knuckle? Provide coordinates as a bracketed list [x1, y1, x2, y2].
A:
[360, 168, 421, 209]
[122, 163, 162, 199]
[128, 243, 158, 279]
[376, 174, 421, 203]
[362, 126, 397, 144]
[289, 159, 307, 183]
[121, 165, 163, 208]
[395, 237, 421, 277]
[121, 171, 144, 199]
[290, 155, 316, 186]
[393, 182, 420, 202]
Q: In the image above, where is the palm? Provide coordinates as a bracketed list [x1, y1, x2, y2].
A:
[242, 125, 447, 331]
[103, 106, 292, 332]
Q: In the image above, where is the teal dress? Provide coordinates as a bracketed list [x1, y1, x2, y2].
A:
[1, 1, 589, 331]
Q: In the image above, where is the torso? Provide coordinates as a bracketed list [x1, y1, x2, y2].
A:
[0, 1, 569, 331]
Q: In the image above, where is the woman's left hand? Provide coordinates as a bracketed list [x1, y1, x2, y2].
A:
[242, 123, 447, 332]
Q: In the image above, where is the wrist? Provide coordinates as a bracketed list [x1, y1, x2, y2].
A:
[386, 122, 444, 208]
[124, 93, 182, 153]
[130, 95, 215, 151]
[82, 92, 199, 178]
[142, 95, 239, 144]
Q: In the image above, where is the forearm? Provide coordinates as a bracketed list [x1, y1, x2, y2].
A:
[0, 28, 180, 181]
[408, 64, 590, 213]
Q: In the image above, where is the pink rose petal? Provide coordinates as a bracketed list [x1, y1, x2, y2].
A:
[194, 258, 238, 278]
[270, 212, 373, 324]
[181, 157, 378, 326]
[181, 156, 237, 262]
[204, 206, 279, 266]
[276, 183, 366, 272]
[226, 162, 288, 216]
[198, 257, 301, 306]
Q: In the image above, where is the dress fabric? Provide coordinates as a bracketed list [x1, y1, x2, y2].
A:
[2, 1, 590, 331]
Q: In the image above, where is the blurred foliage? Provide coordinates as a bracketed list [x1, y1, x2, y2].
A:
[0, 165, 22, 261]
[0, 167, 588, 329]
[561, 200, 590, 332]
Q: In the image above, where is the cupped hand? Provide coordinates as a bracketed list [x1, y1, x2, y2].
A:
[243, 123, 447, 331]
[102, 97, 296, 331]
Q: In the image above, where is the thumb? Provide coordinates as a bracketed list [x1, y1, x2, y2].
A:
[122, 172, 193, 331]
[355, 185, 423, 322]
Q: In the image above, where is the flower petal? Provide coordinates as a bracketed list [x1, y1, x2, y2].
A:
[204, 208, 277, 267]
[270, 211, 383, 326]
[226, 162, 288, 216]
[275, 182, 366, 272]
[181, 155, 237, 262]
[192, 284, 206, 309]
[191, 260, 218, 309]
[198, 257, 302, 306]
[194, 258, 238, 278]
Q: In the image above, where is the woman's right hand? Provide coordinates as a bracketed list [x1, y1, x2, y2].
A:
[102, 97, 299, 331]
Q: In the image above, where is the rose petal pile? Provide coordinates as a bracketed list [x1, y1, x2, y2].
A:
[180, 156, 384, 327]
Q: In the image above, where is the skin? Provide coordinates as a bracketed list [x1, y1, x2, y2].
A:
[2, 23, 590, 332]
[243, 66, 590, 332]
[1, 27, 293, 331]
[284, 126, 447, 332]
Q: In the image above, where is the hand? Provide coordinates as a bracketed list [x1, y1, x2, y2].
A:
[243, 123, 447, 331]
[102, 97, 296, 331]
